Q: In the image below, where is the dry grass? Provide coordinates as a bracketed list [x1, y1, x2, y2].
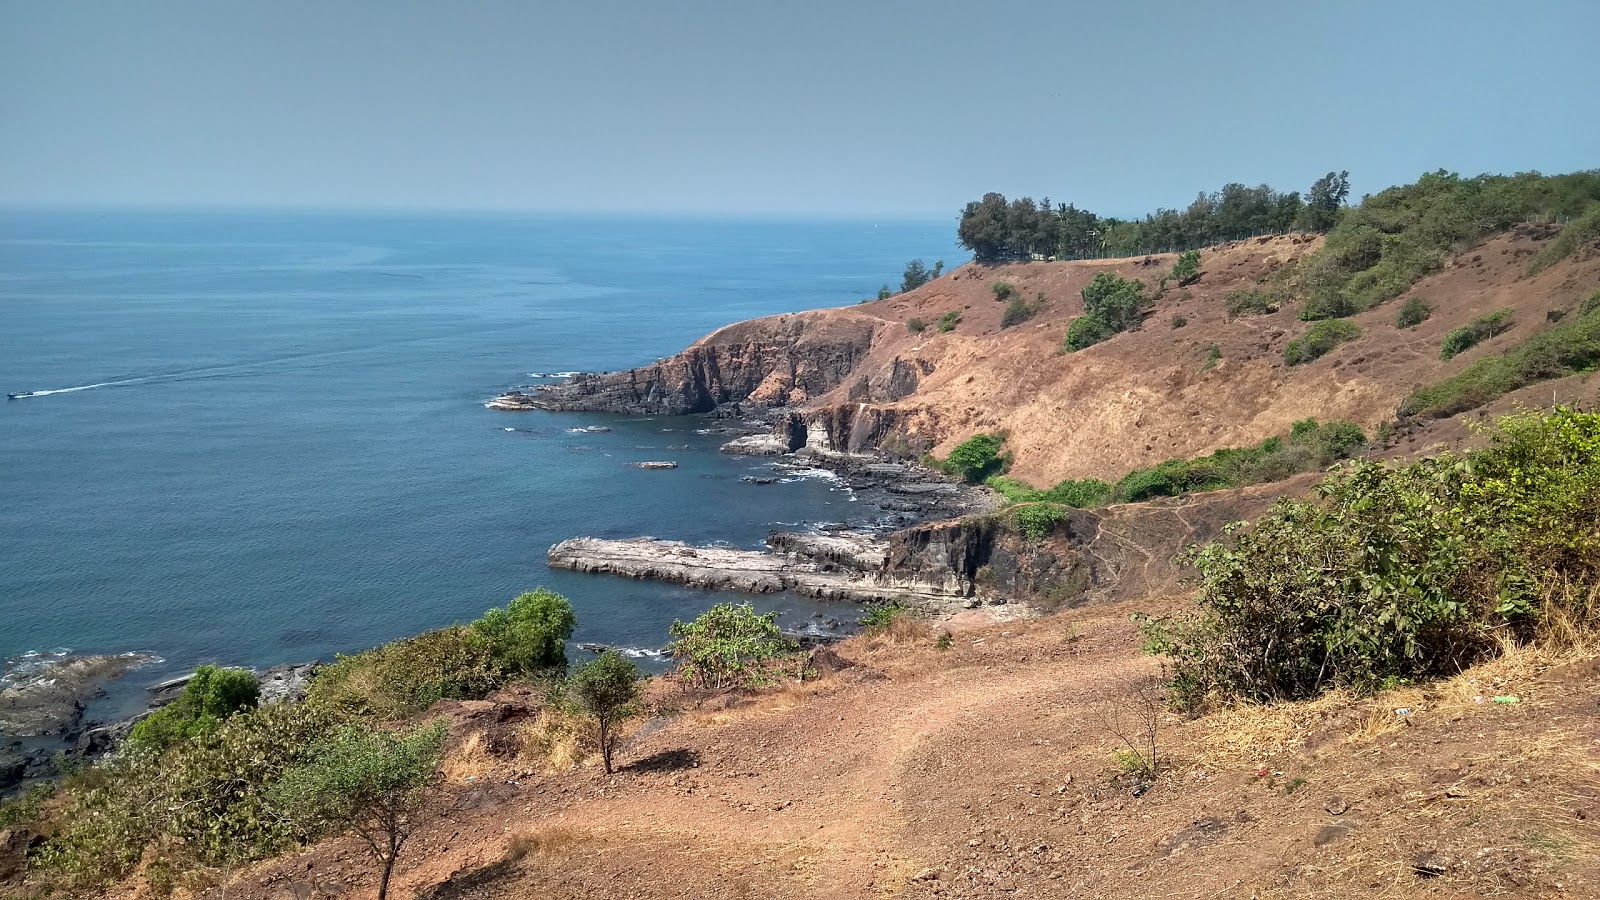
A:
[518, 707, 590, 772]
[504, 825, 591, 864]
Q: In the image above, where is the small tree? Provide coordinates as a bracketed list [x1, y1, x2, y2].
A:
[471, 588, 577, 676]
[991, 281, 1016, 301]
[906, 317, 926, 333]
[569, 650, 643, 774]
[274, 722, 447, 900]
[667, 602, 796, 689]
[901, 259, 944, 293]
[1170, 250, 1201, 286]
[876, 284, 892, 301]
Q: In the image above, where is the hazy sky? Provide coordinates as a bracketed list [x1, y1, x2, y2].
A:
[2, 1, 1596, 217]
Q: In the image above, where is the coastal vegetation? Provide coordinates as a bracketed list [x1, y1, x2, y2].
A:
[567, 650, 643, 774]
[666, 602, 798, 689]
[936, 310, 961, 332]
[957, 173, 1347, 262]
[127, 664, 260, 752]
[1284, 319, 1361, 365]
[1395, 296, 1432, 328]
[937, 433, 1011, 484]
[1062, 272, 1149, 352]
[1401, 302, 1600, 420]
[899, 258, 943, 293]
[1140, 408, 1600, 710]
[1440, 308, 1514, 359]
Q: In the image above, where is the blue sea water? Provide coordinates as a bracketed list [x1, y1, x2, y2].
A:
[0, 209, 957, 699]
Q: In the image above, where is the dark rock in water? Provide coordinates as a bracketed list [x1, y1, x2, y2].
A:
[578, 643, 610, 654]
[741, 476, 779, 485]
[630, 461, 678, 469]
[0, 653, 157, 738]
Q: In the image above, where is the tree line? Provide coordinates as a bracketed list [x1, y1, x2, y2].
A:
[958, 172, 1350, 263]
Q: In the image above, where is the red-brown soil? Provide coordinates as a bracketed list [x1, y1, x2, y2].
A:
[823, 227, 1600, 484]
[184, 603, 1600, 900]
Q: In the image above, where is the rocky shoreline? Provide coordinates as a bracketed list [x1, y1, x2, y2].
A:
[548, 533, 972, 607]
[0, 657, 317, 795]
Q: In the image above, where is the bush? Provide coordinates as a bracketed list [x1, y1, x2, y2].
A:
[1224, 288, 1278, 318]
[858, 602, 910, 632]
[1140, 408, 1600, 709]
[1062, 273, 1148, 352]
[568, 650, 643, 774]
[986, 475, 1110, 509]
[1529, 203, 1600, 274]
[906, 317, 926, 333]
[667, 602, 798, 689]
[1203, 343, 1222, 370]
[36, 701, 341, 890]
[1441, 308, 1514, 359]
[901, 259, 943, 292]
[1170, 314, 1187, 329]
[876, 285, 891, 301]
[1013, 502, 1070, 541]
[1584, 288, 1600, 317]
[1402, 304, 1600, 419]
[308, 626, 501, 720]
[1284, 319, 1361, 365]
[1114, 419, 1366, 503]
[128, 664, 260, 752]
[1170, 250, 1201, 285]
[943, 433, 1009, 483]
[1395, 296, 1432, 328]
[274, 722, 447, 900]
[472, 588, 577, 676]
[1062, 312, 1115, 351]
[1001, 297, 1036, 328]
[991, 281, 1015, 301]
[937, 310, 961, 332]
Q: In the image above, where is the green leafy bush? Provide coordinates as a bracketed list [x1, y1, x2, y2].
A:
[1001, 297, 1036, 328]
[1395, 297, 1432, 328]
[991, 281, 1015, 301]
[471, 588, 577, 675]
[1224, 288, 1278, 318]
[1062, 272, 1148, 351]
[1203, 343, 1222, 370]
[1013, 502, 1070, 541]
[1583, 288, 1600, 317]
[667, 602, 798, 689]
[1140, 408, 1600, 709]
[568, 650, 643, 773]
[1441, 308, 1514, 359]
[858, 602, 910, 632]
[1284, 320, 1361, 365]
[942, 433, 1010, 483]
[1170, 314, 1187, 329]
[876, 285, 892, 301]
[127, 664, 260, 751]
[1402, 304, 1600, 419]
[986, 475, 1110, 508]
[1114, 419, 1367, 503]
[308, 626, 500, 720]
[906, 317, 926, 333]
[901, 259, 943, 292]
[1170, 250, 1201, 285]
[937, 310, 961, 332]
[1529, 203, 1600, 274]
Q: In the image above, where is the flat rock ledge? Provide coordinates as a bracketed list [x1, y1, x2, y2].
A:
[547, 535, 967, 607]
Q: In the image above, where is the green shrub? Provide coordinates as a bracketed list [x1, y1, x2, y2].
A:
[1062, 272, 1148, 351]
[1284, 320, 1361, 365]
[307, 626, 501, 720]
[937, 310, 961, 332]
[1441, 308, 1514, 359]
[1114, 420, 1366, 503]
[471, 588, 577, 676]
[1529, 203, 1600, 274]
[1224, 288, 1278, 318]
[1402, 304, 1600, 419]
[667, 602, 798, 689]
[128, 664, 260, 752]
[567, 650, 643, 774]
[906, 317, 926, 333]
[1042, 477, 1113, 507]
[1583, 288, 1600, 317]
[0, 781, 55, 829]
[1395, 297, 1432, 328]
[943, 433, 1009, 483]
[1062, 312, 1115, 351]
[1001, 297, 1036, 328]
[991, 281, 1016, 301]
[1013, 502, 1070, 541]
[901, 259, 943, 292]
[1203, 343, 1222, 370]
[876, 285, 892, 301]
[1170, 250, 1201, 286]
[1170, 314, 1187, 329]
[36, 701, 341, 890]
[858, 602, 911, 632]
[1140, 408, 1600, 709]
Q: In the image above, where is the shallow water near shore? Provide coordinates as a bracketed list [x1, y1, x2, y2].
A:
[0, 209, 954, 718]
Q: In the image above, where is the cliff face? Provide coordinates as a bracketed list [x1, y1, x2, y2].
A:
[521, 312, 879, 415]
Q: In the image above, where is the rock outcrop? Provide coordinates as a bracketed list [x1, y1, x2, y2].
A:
[500, 312, 879, 415]
[546, 534, 971, 607]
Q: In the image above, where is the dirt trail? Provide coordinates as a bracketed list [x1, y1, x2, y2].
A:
[210, 604, 1600, 900]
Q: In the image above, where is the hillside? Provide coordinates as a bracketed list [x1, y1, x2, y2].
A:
[144, 603, 1600, 900]
[524, 224, 1600, 487]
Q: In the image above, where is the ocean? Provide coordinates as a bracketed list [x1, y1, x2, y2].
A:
[0, 209, 956, 707]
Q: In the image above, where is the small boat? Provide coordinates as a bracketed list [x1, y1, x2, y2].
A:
[7, 391, 35, 400]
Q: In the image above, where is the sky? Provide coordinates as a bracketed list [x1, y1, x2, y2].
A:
[2, 0, 1596, 218]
